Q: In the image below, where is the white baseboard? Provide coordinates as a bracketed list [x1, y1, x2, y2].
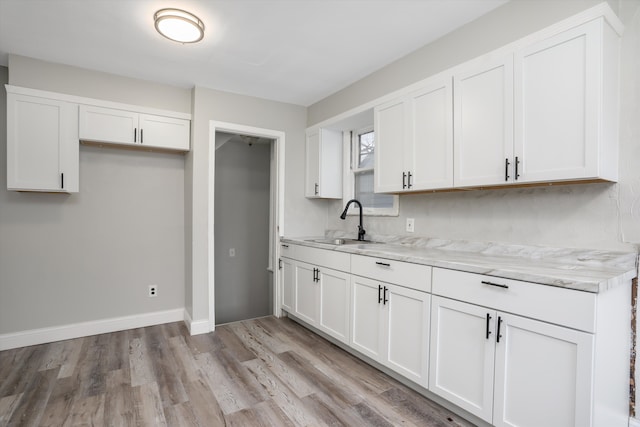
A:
[183, 310, 210, 335]
[0, 308, 184, 351]
[630, 417, 640, 427]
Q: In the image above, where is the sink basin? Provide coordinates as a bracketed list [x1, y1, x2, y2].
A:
[308, 238, 378, 246]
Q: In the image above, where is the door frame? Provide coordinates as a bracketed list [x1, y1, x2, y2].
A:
[208, 121, 285, 331]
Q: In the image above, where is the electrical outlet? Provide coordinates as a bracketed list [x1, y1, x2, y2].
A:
[229, 248, 236, 257]
[148, 285, 158, 297]
[406, 218, 415, 233]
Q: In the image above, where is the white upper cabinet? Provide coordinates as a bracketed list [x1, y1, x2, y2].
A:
[79, 105, 190, 151]
[375, 75, 453, 193]
[514, 18, 619, 183]
[454, 55, 514, 188]
[366, 8, 622, 192]
[305, 128, 342, 198]
[6, 89, 79, 192]
[455, 17, 619, 188]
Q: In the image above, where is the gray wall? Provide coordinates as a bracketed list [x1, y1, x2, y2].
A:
[186, 86, 311, 324]
[308, 0, 610, 125]
[214, 137, 271, 324]
[8, 55, 191, 113]
[313, 0, 640, 252]
[0, 58, 188, 334]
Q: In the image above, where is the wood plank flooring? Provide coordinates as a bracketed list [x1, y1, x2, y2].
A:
[0, 316, 474, 426]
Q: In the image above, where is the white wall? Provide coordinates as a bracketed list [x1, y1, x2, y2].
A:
[313, 0, 640, 253]
[0, 57, 188, 334]
[186, 86, 313, 324]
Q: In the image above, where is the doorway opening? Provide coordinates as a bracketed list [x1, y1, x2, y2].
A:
[214, 132, 272, 324]
[209, 122, 285, 329]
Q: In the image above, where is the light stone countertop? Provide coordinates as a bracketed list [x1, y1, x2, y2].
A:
[281, 231, 638, 293]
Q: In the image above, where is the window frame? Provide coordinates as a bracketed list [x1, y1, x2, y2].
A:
[342, 126, 399, 217]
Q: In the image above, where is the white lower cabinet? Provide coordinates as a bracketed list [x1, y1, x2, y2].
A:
[351, 275, 430, 387]
[430, 266, 631, 427]
[492, 313, 594, 427]
[280, 245, 630, 427]
[293, 261, 351, 345]
[429, 296, 594, 426]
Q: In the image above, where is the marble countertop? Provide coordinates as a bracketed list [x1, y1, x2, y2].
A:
[281, 231, 638, 293]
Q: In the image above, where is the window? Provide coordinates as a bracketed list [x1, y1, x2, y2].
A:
[344, 127, 398, 216]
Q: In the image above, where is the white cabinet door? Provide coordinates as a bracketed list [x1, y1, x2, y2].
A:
[350, 275, 385, 361]
[138, 114, 190, 150]
[514, 20, 602, 183]
[318, 268, 351, 344]
[79, 105, 190, 151]
[7, 93, 79, 192]
[352, 275, 430, 385]
[454, 55, 514, 188]
[294, 263, 319, 326]
[376, 75, 453, 193]
[493, 313, 594, 427]
[410, 77, 453, 191]
[79, 105, 138, 145]
[280, 257, 295, 313]
[374, 98, 406, 193]
[429, 296, 496, 422]
[305, 129, 342, 199]
[384, 284, 430, 387]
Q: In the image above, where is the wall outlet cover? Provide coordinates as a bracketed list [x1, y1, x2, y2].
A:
[406, 218, 415, 233]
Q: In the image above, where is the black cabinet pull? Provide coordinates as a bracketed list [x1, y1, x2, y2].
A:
[134, 128, 137, 142]
[515, 156, 520, 180]
[281, 244, 289, 248]
[481, 280, 509, 289]
[383, 286, 389, 305]
[141, 128, 144, 143]
[278, 259, 282, 270]
[407, 171, 413, 189]
[486, 313, 492, 339]
[378, 285, 383, 304]
[505, 158, 510, 181]
[375, 261, 391, 267]
[402, 172, 407, 189]
[313, 268, 320, 282]
[61, 173, 64, 189]
[314, 183, 319, 195]
[312, 268, 317, 282]
[496, 316, 503, 343]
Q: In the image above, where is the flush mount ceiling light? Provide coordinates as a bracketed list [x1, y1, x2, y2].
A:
[154, 8, 204, 43]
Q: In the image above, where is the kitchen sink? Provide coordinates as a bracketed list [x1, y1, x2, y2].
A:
[308, 238, 379, 245]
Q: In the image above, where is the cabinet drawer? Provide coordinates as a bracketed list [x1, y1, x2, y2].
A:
[295, 245, 350, 272]
[432, 268, 596, 333]
[351, 254, 431, 292]
[280, 242, 296, 259]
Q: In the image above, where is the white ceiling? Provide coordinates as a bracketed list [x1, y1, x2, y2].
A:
[0, 0, 508, 106]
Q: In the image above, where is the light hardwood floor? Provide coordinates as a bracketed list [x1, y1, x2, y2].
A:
[0, 316, 474, 426]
